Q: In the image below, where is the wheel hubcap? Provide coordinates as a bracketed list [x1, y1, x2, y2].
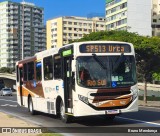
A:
[60, 104, 65, 119]
[30, 100, 33, 112]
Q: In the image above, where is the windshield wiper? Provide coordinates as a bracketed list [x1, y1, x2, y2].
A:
[92, 54, 107, 69]
[113, 53, 125, 72]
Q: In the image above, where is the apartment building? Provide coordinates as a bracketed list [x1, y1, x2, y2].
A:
[46, 16, 105, 49]
[0, 1, 46, 68]
[152, 0, 160, 36]
[105, 0, 152, 36]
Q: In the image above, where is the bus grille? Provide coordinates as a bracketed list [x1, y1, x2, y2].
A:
[90, 87, 131, 103]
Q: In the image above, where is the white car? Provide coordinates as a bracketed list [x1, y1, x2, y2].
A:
[0, 88, 12, 96]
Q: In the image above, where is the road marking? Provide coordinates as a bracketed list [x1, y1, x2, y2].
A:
[117, 116, 160, 126]
[1, 104, 17, 107]
[0, 98, 17, 103]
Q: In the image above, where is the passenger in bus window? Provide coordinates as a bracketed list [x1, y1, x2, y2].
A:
[79, 67, 90, 85]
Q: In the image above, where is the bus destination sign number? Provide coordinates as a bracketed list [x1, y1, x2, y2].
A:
[79, 44, 131, 53]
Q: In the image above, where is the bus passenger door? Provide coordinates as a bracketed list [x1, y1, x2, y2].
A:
[19, 67, 23, 106]
[63, 56, 73, 113]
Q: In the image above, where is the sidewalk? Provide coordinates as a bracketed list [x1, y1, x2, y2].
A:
[0, 112, 39, 136]
[138, 100, 160, 108]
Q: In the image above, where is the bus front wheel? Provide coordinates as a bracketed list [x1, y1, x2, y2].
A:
[28, 97, 36, 115]
[60, 101, 72, 123]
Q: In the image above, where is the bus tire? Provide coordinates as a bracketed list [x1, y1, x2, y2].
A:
[60, 101, 72, 123]
[28, 97, 36, 115]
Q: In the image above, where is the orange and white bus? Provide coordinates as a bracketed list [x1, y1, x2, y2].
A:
[16, 41, 138, 123]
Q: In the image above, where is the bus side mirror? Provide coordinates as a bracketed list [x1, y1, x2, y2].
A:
[72, 60, 76, 72]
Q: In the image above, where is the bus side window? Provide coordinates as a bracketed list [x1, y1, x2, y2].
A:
[16, 66, 19, 82]
[36, 62, 42, 81]
[23, 63, 27, 81]
[54, 54, 61, 79]
[28, 62, 34, 80]
[43, 56, 53, 80]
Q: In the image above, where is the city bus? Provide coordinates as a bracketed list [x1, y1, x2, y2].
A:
[16, 41, 138, 123]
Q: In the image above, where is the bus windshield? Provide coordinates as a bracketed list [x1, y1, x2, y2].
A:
[76, 55, 137, 88]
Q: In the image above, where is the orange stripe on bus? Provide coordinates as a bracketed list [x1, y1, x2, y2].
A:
[17, 86, 35, 97]
[97, 97, 132, 108]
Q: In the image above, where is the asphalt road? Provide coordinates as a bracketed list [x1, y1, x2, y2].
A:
[0, 93, 160, 136]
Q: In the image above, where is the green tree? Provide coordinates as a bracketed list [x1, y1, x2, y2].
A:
[0, 67, 15, 74]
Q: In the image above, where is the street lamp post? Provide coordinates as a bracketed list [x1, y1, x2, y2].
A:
[21, 1, 24, 60]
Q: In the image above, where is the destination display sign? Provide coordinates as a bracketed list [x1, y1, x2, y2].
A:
[79, 44, 131, 53]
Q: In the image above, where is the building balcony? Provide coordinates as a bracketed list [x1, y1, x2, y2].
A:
[10, 16, 19, 19]
[24, 18, 31, 21]
[24, 42, 31, 45]
[10, 6, 18, 10]
[24, 33, 31, 36]
[9, 41, 18, 44]
[24, 23, 31, 26]
[9, 11, 19, 14]
[24, 13, 31, 17]
[24, 8, 31, 12]
[24, 47, 31, 50]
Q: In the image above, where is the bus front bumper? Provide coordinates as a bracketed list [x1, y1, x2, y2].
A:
[73, 97, 138, 117]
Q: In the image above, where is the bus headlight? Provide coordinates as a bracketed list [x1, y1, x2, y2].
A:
[78, 94, 89, 104]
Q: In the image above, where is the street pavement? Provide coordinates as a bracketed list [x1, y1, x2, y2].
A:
[0, 93, 160, 136]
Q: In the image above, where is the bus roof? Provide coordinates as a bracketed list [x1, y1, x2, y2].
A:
[16, 41, 133, 65]
[73, 41, 132, 45]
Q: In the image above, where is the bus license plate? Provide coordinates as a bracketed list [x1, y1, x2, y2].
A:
[106, 110, 119, 114]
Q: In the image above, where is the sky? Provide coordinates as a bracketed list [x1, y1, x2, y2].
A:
[4, 0, 106, 23]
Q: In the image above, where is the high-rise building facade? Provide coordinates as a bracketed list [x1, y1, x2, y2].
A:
[105, 0, 152, 36]
[46, 16, 105, 49]
[152, 0, 160, 36]
[0, 1, 46, 68]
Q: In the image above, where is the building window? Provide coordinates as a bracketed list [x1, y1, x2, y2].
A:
[54, 22, 57, 26]
[52, 45, 56, 48]
[69, 27, 72, 30]
[79, 34, 82, 37]
[68, 22, 72, 25]
[63, 21, 67, 24]
[83, 23, 87, 26]
[89, 29, 92, 33]
[153, 19, 157, 23]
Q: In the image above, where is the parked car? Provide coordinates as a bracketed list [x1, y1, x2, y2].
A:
[0, 88, 12, 96]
